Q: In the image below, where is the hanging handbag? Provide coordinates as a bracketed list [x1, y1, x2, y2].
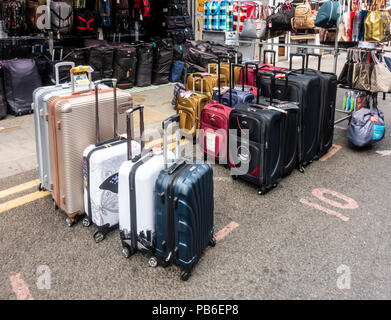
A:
[370, 51, 391, 92]
[338, 48, 354, 86]
[292, 0, 315, 30]
[347, 94, 385, 147]
[266, 2, 294, 32]
[240, 2, 267, 38]
[353, 51, 372, 91]
[233, 1, 258, 32]
[364, 0, 388, 42]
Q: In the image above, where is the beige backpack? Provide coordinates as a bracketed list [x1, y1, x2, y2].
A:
[291, 0, 315, 30]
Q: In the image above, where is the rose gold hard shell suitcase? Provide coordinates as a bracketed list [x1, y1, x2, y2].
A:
[47, 82, 132, 226]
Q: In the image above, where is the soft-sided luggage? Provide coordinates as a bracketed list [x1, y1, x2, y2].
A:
[47, 72, 131, 226]
[33, 61, 78, 193]
[82, 80, 138, 243]
[136, 42, 153, 87]
[154, 114, 216, 281]
[177, 74, 211, 142]
[119, 108, 175, 261]
[229, 103, 284, 195]
[256, 71, 300, 176]
[186, 72, 215, 97]
[0, 61, 7, 119]
[3, 58, 42, 116]
[112, 44, 137, 89]
[258, 54, 322, 171]
[304, 53, 338, 158]
[152, 38, 174, 85]
[87, 45, 114, 81]
[169, 60, 185, 83]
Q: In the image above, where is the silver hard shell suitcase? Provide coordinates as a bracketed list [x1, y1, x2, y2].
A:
[33, 61, 76, 192]
[82, 80, 140, 243]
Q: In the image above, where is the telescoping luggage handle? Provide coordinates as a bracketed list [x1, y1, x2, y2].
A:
[217, 54, 233, 105]
[126, 105, 145, 162]
[263, 50, 276, 66]
[305, 53, 321, 71]
[289, 53, 306, 74]
[256, 69, 291, 104]
[191, 73, 204, 94]
[244, 62, 258, 85]
[54, 62, 75, 86]
[93, 78, 119, 145]
[163, 114, 180, 170]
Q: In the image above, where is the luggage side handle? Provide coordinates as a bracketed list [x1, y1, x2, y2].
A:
[94, 78, 118, 144]
[163, 114, 180, 169]
[54, 61, 75, 86]
[126, 105, 145, 162]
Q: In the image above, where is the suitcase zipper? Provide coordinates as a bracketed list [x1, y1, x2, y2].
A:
[166, 163, 191, 264]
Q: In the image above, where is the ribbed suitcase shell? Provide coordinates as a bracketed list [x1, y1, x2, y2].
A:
[154, 162, 214, 272]
[47, 88, 131, 220]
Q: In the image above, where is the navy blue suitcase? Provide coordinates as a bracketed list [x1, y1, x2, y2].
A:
[154, 115, 216, 281]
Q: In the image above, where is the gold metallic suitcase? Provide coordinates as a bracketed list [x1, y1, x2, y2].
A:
[47, 77, 132, 226]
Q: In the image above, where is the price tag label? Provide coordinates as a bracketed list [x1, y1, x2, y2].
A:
[206, 132, 216, 153]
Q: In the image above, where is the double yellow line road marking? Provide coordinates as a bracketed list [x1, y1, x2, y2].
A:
[0, 136, 190, 214]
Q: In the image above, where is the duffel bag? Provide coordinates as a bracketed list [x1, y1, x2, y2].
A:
[136, 43, 153, 87]
[266, 1, 294, 31]
[169, 60, 185, 82]
[315, 0, 342, 28]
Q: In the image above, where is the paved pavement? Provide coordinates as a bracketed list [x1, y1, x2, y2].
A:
[0, 53, 391, 299]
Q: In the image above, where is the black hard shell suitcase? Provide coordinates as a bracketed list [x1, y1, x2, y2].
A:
[152, 38, 173, 85]
[303, 53, 337, 158]
[3, 58, 42, 116]
[258, 61, 321, 171]
[135, 42, 153, 87]
[256, 71, 300, 176]
[154, 115, 216, 281]
[112, 44, 137, 89]
[229, 103, 284, 194]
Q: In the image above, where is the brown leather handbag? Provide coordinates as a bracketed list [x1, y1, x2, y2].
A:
[26, 0, 43, 31]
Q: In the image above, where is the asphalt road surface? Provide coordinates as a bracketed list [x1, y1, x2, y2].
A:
[1, 79, 391, 300]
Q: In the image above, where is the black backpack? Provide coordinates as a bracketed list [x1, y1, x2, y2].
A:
[74, 8, 97, 34]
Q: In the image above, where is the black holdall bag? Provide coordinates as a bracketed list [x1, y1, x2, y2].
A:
[3, 58, 42, 116]
[87, 45, 114, 80]
[165, 15, 192, 29]
[266, 1, 295, 32]
[168, 3, 189, 16]
[135, 42, 153, 87]
[112, 44, 138, 89]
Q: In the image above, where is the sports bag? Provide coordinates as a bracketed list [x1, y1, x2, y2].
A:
[315, 0, 342, 28]
[292, 0, 315, 30]
[4, 0, 25, 35]
[347, 95, 385, 147]
[50, 1, 73, 33]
